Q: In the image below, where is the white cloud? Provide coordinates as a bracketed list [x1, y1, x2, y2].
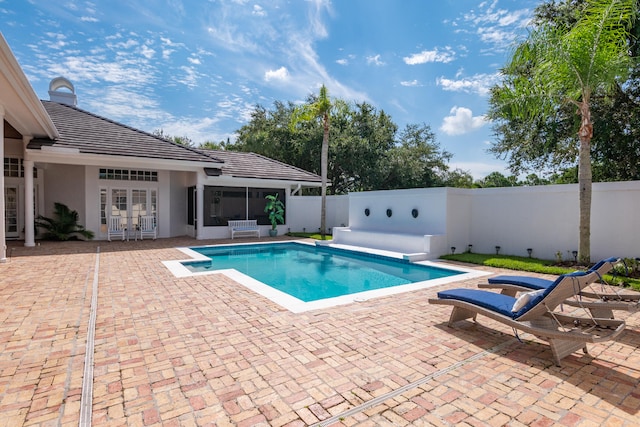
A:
[264, 66, 289, 82]
[252, 5, 266, 16]
[177, 66, 199, 88]
[457, 1, 531, 51]
[188, 57, 201, 65]
[159, 116, 225, 144]
[366, 54, 385, 66]
[42, 32, 68, 50]
[140, 45, 155, 59]
[440, 106, 487, 136]
[436, 72, 500, 96]
[162, 49, 174, 60]
[400, 80, 420, 87]
[84, 87, 168, 126]
[403, 47, 455, 65]
[336, 58, 348, 65]
[80, 16, 98, 22]
[206, 25, 260, 53]
[110, 39, 138, 50]
[160, 37, 182, 47]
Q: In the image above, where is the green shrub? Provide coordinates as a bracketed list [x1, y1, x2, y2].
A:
[441, 253, 640, 290]
[36, 202, 94, 241]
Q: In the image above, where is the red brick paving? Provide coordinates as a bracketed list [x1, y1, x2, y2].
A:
[0, 238, 638, 426]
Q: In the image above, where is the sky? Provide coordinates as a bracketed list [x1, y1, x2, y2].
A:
[1, 0, 540, 179]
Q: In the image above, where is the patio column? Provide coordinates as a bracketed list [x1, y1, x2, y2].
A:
[23, 136, 35, 246]
[196, 179, 204, 240]
[0, 105, 6, 262]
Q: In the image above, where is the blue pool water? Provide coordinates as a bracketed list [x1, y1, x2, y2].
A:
[182, 242, 462, 302]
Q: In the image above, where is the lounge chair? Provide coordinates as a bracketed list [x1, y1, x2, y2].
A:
[478, 257, 640, 318]
[428, 270, 626, 366]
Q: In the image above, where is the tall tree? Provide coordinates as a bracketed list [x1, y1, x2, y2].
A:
[488, 0, 637, 263]
[329, 102, 396, 193]
[489, 0, 640, 183]
[379, 124, 451, 190]
[234, 96, 454, 193]
[152, 129, 194, 147]
[475, 172, 518, 188]
[290, 85, 333, 238]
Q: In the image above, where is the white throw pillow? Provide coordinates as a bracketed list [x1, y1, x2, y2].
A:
[512, 289, 545, 312]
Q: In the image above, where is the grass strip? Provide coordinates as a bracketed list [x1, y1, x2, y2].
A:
[287, 232, 333, 240]
[441, 253, 640, 291]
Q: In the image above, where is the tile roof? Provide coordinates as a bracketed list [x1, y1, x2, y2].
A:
[199, 149, 322, 183]
[27, 101, 321, 184]
[29, 101, 221, 164]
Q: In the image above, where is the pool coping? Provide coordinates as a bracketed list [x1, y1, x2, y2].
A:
[163, 240, 490, 313]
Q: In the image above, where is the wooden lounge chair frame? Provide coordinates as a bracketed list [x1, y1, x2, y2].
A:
[429, 271, 626, 366]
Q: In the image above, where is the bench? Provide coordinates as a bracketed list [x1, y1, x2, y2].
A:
[331, 227, 446, 259]
[228, 220, 260, 239]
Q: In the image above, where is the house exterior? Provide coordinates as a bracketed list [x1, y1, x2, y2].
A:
[0, 33, 321, 260]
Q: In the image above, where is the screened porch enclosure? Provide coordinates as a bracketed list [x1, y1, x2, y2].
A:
[201, 186, 285, 227]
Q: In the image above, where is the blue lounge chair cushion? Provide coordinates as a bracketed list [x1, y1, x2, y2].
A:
[488, 257, 618, 291]
[589, 257, 619, 274]
[437, 288, 517, 318]
[439, 270, 591, 320]
[487, 275, 551, 290]
[511, 270, 590, 318]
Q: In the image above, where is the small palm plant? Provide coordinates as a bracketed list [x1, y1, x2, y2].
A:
[36, 202, 94, 241]
[264, 194, 285, 234]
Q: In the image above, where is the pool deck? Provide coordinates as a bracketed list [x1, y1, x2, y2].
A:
[1, 237, 638, 426]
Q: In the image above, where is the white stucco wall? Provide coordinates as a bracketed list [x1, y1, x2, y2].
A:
[346, 188, 447, 234]
[590, 181, 640, 258]
[31, 160, 640, 260]
[287, 195, 349, 233]
[168, 171, 190, 238]
[306, 182, 640, 261]
[445, 188, 473, 254]
[44, 163, 86, 226]
[469, 184, 579, 259]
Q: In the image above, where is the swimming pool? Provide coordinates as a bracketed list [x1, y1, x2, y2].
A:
[165, 241, 489, 312]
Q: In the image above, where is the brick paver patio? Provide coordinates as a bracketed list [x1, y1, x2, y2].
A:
[0, 238, 638, 426]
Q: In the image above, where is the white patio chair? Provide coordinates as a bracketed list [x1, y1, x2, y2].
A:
[138, 215, 157, 240]
[107, 216, 125, 241]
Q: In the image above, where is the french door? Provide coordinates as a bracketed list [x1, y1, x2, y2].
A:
[100, 187, 157, 236]
[4, 186, 18, 238]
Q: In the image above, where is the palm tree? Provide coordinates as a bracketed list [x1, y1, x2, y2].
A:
[491, 0, 636, 263]
[36, 202, 94, 241]
[290, 84, 332, 238]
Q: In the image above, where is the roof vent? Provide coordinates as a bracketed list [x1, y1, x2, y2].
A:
[48, 76, 77, 106]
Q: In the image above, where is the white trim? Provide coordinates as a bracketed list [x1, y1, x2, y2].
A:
[23, 157, 35, 246]
[0, 34, 58, 139]
[25, 149, 216, 171]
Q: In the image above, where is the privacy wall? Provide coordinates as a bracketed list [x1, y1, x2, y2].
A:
[288, 181, 640, 262]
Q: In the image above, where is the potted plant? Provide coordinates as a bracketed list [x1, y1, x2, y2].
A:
[264, 194, 285, 237]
